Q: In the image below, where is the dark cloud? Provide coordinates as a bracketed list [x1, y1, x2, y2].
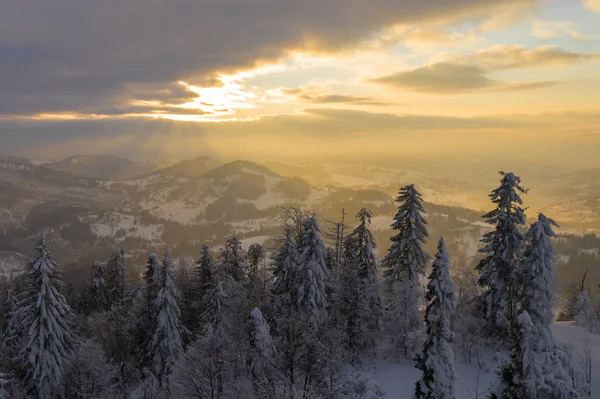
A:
[0, 0, 540, 115]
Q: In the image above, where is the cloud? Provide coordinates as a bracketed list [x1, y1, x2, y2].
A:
[584, 0, 600, 13]
[531, 19, 600, 41]
[0, 0, 542, 116]
[371, 63, 496, 93]
[457, 45, 600, 70]
[279, 87, 386, 105]
[370, 46, 598, 94]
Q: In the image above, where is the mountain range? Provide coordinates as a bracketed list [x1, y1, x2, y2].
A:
[0, 154, 598, 282]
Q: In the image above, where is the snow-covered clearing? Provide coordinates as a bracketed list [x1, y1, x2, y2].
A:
[240, 235, 270, 250]
[90, 212, 163, 243]
[370, 322, 600, 398]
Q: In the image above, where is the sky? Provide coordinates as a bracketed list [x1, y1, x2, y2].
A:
[0, 0, 599, 167]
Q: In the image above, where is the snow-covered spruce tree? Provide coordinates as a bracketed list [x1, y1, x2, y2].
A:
[520, 214, 559, 352]
[294, 214, 332, 327]
[134, 254, 162, 370]
[415, 238, 456, 399]
[339, 208, 383, 356]
[15, 236, 75, 398]
[105, 249, 126, 306]
[195, 245, 216, 308]
[246, 243, 266, 308]
[218, 236, 246, 283]
[382, 184, 430, 358]
[2, 288, 18, 344]
[537, 347, 580, 399]
[477, 172, 527, 337]
[490, 311, 540, 399]
[272, 226, 298, 314]
[146, 251, 184, 389]
[89, 260, 109, 312]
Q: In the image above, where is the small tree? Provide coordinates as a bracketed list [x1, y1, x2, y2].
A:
[415, 238, 456, 399]
[61, 339, 119, 398]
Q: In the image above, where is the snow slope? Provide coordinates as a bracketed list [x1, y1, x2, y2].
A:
[372, 323, 600, 398]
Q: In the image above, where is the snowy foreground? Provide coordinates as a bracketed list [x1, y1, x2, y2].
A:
[368, 322, 600, 398]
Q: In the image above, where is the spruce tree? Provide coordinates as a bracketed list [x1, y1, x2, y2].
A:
[136, 254, 162, 370]
[272, 226, 298, 314]
[383, 184, 430, 357]
[246, 243, 265, 308]
[218, 237, 246, 283]
[340, 208, 383, 355]
[16, 236, 75, 398]
[89, 261, 109, 312]
[521, 214, 559, 351]
[294, 214, 331, 326]
[195, 245, 216, 300]
[146, 252, 184, 389]
[415, 238, 456, 399]
[477, 172, 527, 336]
[105, 249, 126, 305]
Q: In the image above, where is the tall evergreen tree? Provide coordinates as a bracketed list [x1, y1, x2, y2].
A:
[15, 236, 75, 398]
[218, 237, 246, 283]
[340, 208, 383, 355]
[195, 245, 216, 298]
[382, 184, 430, 357]
[105, 249, 126, 305]
[477, 172, 527, 336]
[146, 252, 184, 389]
[294, 215, 331, 326]
[136, 254, 162, 370]
[521, 213, 559, 351]
[272, 226, 298, 314]
[246, 243, 266, 308]
[89, 261, 109, 312]
[383, 184, 430, 282]
[2, 288, 17, 338]
[415, 238, 456, 399]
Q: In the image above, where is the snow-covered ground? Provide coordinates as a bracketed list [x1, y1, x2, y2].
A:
[370, 322, 600, 398]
